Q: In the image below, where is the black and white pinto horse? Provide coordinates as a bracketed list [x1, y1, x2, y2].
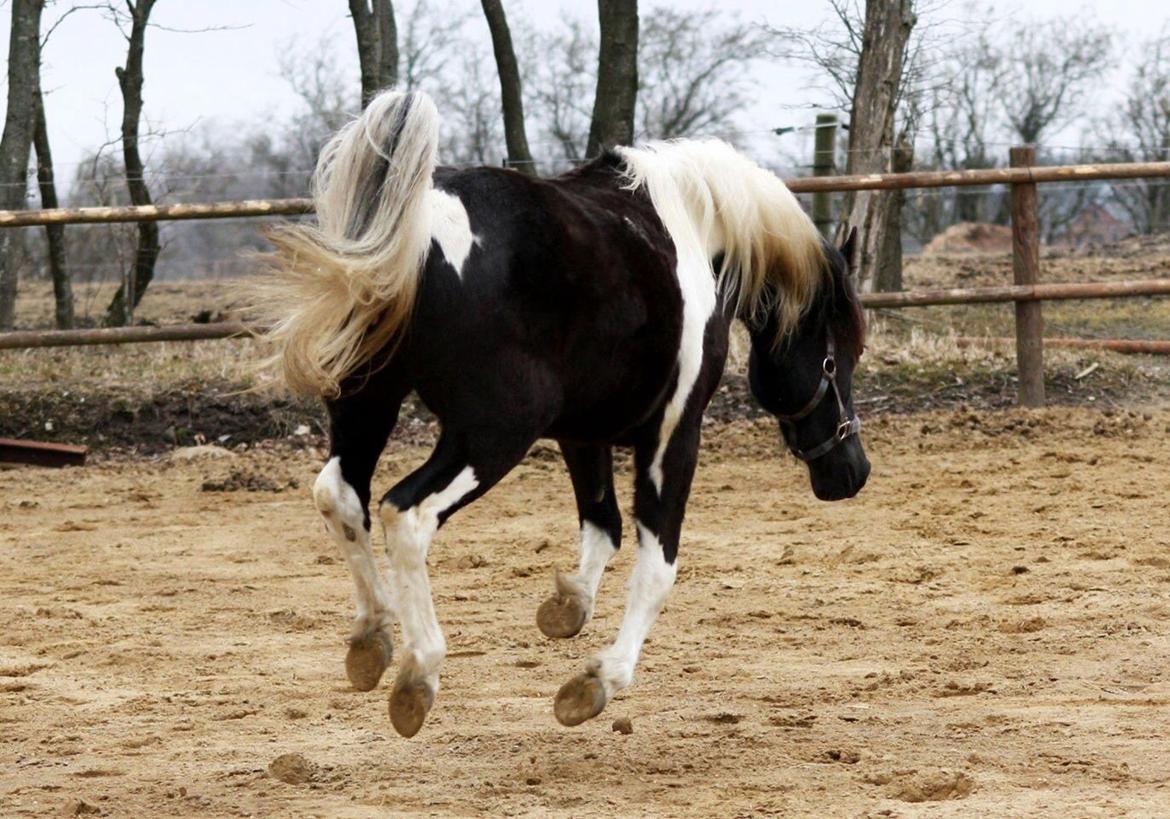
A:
[257, 90, 869, 738]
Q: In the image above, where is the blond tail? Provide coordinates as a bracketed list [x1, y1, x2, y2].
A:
[253, 89, 439, 397]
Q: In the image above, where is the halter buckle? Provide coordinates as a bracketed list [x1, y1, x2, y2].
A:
[777, 333, 862, 462]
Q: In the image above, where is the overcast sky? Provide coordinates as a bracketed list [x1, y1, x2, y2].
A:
[3, 0, 1169, 177]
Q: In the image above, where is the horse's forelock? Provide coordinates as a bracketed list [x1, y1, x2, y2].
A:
[826, 254, 867, 361]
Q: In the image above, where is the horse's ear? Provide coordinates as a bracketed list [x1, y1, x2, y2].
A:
[838, 226, 859, 269]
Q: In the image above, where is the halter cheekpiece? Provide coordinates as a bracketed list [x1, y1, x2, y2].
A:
[774, 335, 862, 462]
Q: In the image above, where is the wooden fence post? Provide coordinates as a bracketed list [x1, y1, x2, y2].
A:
[812, 113, 838, 239]
[1010, 146, 1045, 407]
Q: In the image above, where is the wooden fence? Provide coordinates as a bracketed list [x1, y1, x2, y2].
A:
[2, 155, 1170, 407]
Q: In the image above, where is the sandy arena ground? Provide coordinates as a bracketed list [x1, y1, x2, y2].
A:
[2, 407, 1170, 817]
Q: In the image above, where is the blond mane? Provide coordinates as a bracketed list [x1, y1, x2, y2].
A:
[615, 139, 825, 337]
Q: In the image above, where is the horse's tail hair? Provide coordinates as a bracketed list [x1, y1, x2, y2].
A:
[253, 89, 439, 397]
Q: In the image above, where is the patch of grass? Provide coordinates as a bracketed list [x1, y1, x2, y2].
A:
[0, 338, 261, 390]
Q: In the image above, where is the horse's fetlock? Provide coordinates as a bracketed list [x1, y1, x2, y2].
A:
[591, 653, 634, 695]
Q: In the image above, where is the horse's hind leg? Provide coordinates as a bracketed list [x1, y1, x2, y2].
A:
[379, 429, 536, 737]
[554, 419, 699, 726]
[313, 392, 403, 692]
[537, 442, 621, 639]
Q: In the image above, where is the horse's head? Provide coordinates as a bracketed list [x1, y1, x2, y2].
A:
[747, 228, 870, 501]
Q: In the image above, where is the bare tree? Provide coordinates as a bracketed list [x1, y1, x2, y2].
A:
[0, 0, 44, 330]
[998, 19, 1112, 146]
[526, 18, 594, 163]
[767, 0, 922, 290]
[842, 0, 917, 290]
[1102, 29, 1170, 235]
[349, 0, 398, 108]
[440, 43, 505, 165]
[276, 33, 358, 176]
[925, 26, 1006, 224]
[398, 0, 471, 92]
[525, 5, 761, 165]
[33, 90, 73, 328]
[587, 0, 639, 157]
[763, 1, 859, 110]
[637, 7, 764, 140]
[480, 0, 535, 175]
[67, 152, 138, 301]
[103, 0, 161, 326]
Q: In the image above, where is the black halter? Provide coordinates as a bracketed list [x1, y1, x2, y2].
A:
[774, 336, 862, 462]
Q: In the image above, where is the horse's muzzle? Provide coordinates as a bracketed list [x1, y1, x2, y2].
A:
[809, 444, 870, 501]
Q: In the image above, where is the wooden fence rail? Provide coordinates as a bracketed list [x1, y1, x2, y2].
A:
[2, 279, 1168, 351]
[0, 321, 253, 350]
[1, 160, 1169, 228]
[0, 198, 313, 227]
[2, 155, 1170, 407]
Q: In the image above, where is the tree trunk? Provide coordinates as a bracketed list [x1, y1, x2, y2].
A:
[104, 0, 160, 327]
[34, 90, 73, 329]
[586, 0, 638, 158]
[0, 0, 44, 330]
[842, 0, 916, 290]
[350, 0, 399, 109]
[480, 0, 536, 176]
[872, 137, 913, 292]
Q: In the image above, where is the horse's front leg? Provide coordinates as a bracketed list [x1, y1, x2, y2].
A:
[553, 419, 699, 726]
[314, 395, 402, 692]
[379, 430, 535, 737]
[537, 442, 621, 639]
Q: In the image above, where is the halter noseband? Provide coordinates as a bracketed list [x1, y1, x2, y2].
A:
[774, 335, 862, 462]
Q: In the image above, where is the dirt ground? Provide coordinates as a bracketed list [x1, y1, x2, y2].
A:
[2, 406, 1170, 818]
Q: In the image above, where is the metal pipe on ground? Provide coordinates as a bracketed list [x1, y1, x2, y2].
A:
[859, 279, 1170, 308]
[957, 337, 1170, 355]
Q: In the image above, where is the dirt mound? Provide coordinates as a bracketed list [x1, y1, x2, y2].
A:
[922, 222, 1014, 256]
[883, 770, 976, 802]
[200, 468, 299, 493]
[1069, 228, 1170, 259]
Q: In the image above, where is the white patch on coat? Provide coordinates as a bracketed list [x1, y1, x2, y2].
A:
[589, 522, 677, 696]
[428, 188, 478, 277]
[615, 140, 831, 492]
[313, 456, 394, 637]
[614, 147, 719, 494]
[379, 466, 479, 684]
[649, 246, 714, 493]
[557, 520, 618, 620]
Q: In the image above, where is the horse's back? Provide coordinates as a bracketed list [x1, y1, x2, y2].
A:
[401, 164, 688, 441]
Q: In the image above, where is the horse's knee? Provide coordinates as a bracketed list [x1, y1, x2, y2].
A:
[314, 456, 364, 540]
[378, 501, 433, 563]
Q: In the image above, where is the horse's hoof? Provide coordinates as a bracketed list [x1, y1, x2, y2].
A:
[537, 589, 588, 639]
[389, 675, 435, 738]
[345, 629, 393, 692]
[554, 671, 608, 726]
